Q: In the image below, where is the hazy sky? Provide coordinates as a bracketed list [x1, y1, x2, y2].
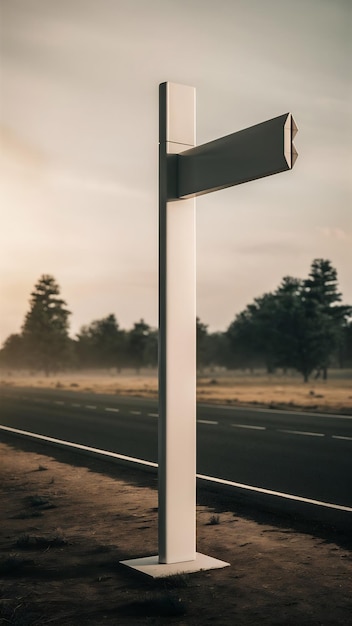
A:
[0, 0, 351, 342]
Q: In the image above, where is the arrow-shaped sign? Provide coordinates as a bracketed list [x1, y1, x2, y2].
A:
[168, 112, 297, 199]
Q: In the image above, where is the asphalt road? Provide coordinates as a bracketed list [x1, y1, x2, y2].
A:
[1, 386, 351, 510]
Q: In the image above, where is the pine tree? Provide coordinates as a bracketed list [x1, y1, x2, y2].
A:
[303, 259, 351, 378]
[22, 275, 71, 374]
[226, 261, 351, 382]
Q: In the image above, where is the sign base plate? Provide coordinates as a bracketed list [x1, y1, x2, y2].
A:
[120, 552, 230, 578]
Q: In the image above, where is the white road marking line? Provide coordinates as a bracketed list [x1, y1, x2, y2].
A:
[147, 413, 159, 417]
[54, 401, 65, 405]
[0, 425, 157, 469]
[278, 429, 325, 437]
[196, 473, 352, 513]
[105, 407, 119, 413]
[1, 424, 351, 513]
[231, 424, 266, 431]
[332, 435, 352, 441]
[130, 410, 142, 415]
[202, 403, 352, 420]
[197, 419, 218, 425]
[85, 405, 97, 410]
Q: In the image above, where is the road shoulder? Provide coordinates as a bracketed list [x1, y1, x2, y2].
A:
[0, 436, 351, 625]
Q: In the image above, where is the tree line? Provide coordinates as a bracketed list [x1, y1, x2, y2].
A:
[0, 275, 157, 375]
[1, 259, 351, 381]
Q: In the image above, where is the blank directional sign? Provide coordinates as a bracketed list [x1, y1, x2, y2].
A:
[172, 112, 298, 199]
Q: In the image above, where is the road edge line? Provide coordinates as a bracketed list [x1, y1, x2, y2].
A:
[1, 424, 351, 513]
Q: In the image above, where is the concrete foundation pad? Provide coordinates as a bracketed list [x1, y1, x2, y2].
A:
[120, 553, 230, 578]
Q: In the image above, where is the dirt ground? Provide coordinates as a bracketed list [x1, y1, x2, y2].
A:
[0, 436, 351, 626]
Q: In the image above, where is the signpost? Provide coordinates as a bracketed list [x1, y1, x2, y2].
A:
[121, 82, 298, 577]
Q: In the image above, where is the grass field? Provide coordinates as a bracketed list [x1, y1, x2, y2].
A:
[1, 367, 352, 413]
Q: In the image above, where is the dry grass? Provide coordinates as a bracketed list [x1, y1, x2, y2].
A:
[0, 368, 159, 399]
[197, 370, 352, 413]
[1, 367, 352, 413]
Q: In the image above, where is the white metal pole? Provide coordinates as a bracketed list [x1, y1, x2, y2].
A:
[122, 81, 295, 577]
[158, 82, 197, 564]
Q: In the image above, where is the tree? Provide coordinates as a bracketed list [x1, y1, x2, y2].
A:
[339, 321, 352, 367]
[226, 306, 264, 371]
[303, 259, 343, 307]
[21, 275, 71, 374]
[271, 276, 304, 371]
[226, 260, 351, 382]
[196, 320, 231, 370]
[127, 319, 152, 372]
[76, 314, 126, 369]
[286, 297, 335, 382]
[196, 317, 208, 371]
[205, 331, 232, 369]
[143, 329, 158, 368]
[302, 259, 351, 378]
[227, 292, 282, 372]
[271, 268, 350, 381]
[0, 334, 24, 369]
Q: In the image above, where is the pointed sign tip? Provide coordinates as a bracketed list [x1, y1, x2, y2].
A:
[284, 114, 298, 169]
